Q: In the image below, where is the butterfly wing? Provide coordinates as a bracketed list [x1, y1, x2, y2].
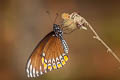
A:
[26, 31, 54, 77]
[26, 31, 69, 78]
[42, 35, 68, 72]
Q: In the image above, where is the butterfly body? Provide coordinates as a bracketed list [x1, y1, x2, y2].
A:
[26, 24, 69, 77]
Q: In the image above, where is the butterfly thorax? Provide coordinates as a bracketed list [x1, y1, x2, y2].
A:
[53, 24, 63, 38]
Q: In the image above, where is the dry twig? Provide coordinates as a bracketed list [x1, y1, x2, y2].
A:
[61, 12, 120, 63]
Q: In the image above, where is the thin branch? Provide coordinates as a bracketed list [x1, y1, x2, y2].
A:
[61, 12, 120, 63]
[84, 19, 120, 63]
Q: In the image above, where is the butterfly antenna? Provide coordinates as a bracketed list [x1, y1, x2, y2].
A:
[46, 11, 53, 24]
[53, 13, 59, 24]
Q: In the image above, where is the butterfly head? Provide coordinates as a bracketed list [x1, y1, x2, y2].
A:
[53, 24, 63, 37]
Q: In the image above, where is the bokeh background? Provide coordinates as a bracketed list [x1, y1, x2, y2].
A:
[0, 0, 120, 80]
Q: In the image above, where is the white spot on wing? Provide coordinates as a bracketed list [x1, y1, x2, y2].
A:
[52, 58, 55, 63]
[48, 59, 51, 63]
[26, 68, 29, 73]
[26, 59, 31, 77]
[39, 66, 43, 75]
[27, 59, 31, 70]
[40, 71, 43, 75]
[33, 68, 36, 77]
[42, 53, 45, 56]
[57, 62, 60, 64]
[45, 59, 47, 63]
[26, 68, 29, 77]
[36, 71, 39, 77]
[62, 53, 66, 56]
[56, 57, 59, 62]
[59, 55, 62, 60]
[30, 64, 33, 77]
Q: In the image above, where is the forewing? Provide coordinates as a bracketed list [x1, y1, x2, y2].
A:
[26, 32, 54, 77]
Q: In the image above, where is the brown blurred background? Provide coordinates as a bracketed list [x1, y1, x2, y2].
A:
[0, 0, 120, 80]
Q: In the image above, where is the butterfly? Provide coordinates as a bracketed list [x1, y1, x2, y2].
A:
[26, 24, 69, 77]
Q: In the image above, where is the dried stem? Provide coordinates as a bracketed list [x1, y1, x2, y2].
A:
[84, 20, 120, 63]
[61, 12, 120, 63]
